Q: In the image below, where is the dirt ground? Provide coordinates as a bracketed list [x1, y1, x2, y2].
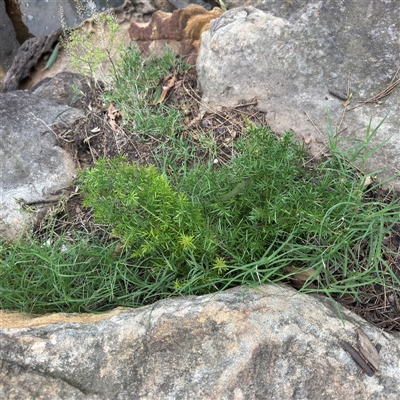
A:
[44, 68, 400, 331]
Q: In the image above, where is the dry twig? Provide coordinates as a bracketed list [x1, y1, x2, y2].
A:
[348, 67, 400, 111]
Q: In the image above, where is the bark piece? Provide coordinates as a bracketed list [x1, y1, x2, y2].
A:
[357, 327, 380, 373]
[2, 28, 62, 92]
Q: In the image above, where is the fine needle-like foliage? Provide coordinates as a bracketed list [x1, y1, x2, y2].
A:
[0, 42, 399, 314]
[78, 157, 217, 266]
[103, 44, 190, 136]
[59, 0, 122, 83]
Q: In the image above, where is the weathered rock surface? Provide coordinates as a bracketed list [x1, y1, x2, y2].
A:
[1, 284, 400, 399]
[0, 91, 82, 240]
[224, 0, 258, 9]
[31, 72, 91, 109]
[1, 28, 62, 93]
[224, 0, 316, 15]
[129, 4, 223, 63]
[0, 0, 20, 88]
[197, 3, 400, 190]
[168, 0, 212, 10]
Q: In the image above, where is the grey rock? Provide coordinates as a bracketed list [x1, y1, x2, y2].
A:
[224, 0, 311, 17]
[1, 284, 400, 399]
[31, 72, 91, 109]
[197, 3, 400, 190]
[168, 0, 212, 11]
[224, 0, 251, 6]
[200, 118, 212, 127]
[0, 91, 82, 240]
[0, 0, 20, 89]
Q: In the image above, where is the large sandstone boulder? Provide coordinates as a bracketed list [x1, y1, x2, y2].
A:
[197, 3, 400, 190]
[0, 0, 20, 89]
[1, 284, 400, 399]
[0, 91, 82, 240]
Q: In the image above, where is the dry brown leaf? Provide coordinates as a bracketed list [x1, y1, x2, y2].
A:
[174, 79, 183, 89]
[190, 132, 199, 141]
[154, 71, 177, 105]
[356, 327, 380, 373]
[108, 102, 123, 131]
[180, 103, 189, 113]
[113, 242, 124, 257]
[283, 266, 318, 289]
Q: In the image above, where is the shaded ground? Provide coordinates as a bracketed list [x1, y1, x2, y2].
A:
[40, 68, 400, 331]
[346, 223, 400, 331]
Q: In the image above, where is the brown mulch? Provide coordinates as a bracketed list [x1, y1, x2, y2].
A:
[40, 67, 400, 331]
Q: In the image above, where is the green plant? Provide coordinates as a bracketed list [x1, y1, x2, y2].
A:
[0, 227, 190, 313]
[1, 120, 399, 313]
[217, 0, 227, 12]
[59, 0, 122, 82]
[168, 122, 400, 300]
[327, 111, 391, 180]
[0, 229, 120, 313]
[103, 45, 190, 136]
[78, 156, 218, 271]
[1, 38, 399, 315]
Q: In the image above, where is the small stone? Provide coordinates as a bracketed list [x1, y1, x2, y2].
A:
[200, 119, 211, 127]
